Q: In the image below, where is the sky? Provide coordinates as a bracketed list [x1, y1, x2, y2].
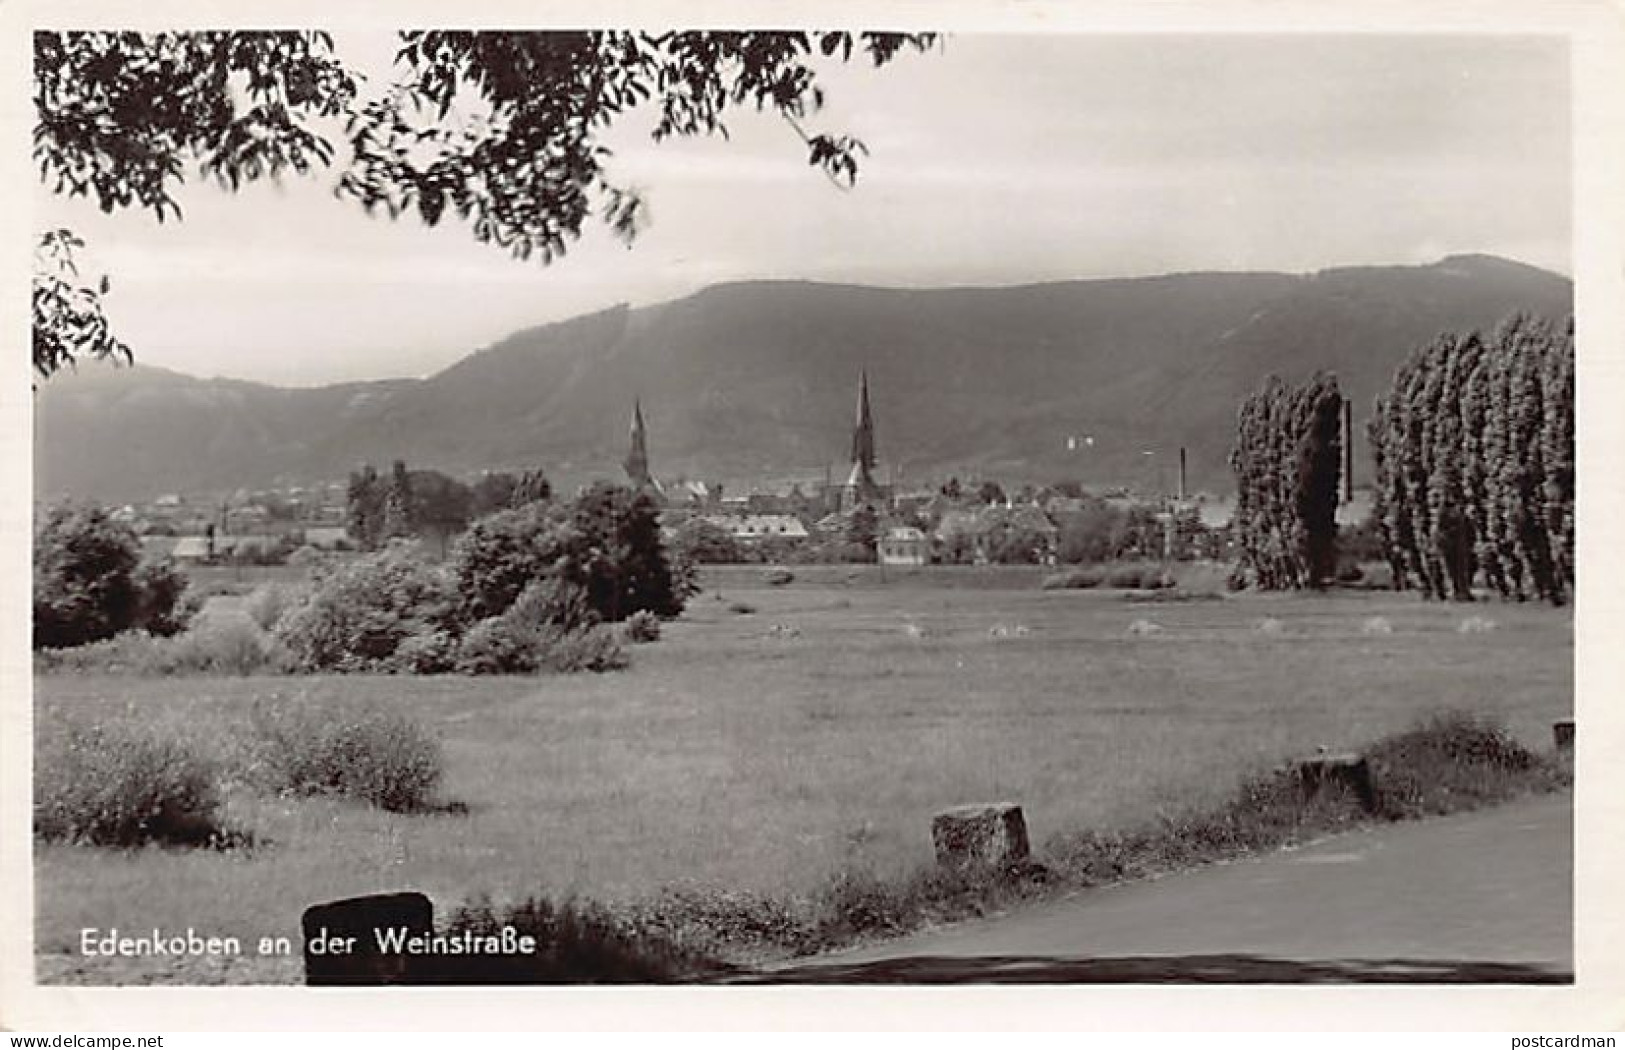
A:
[37, 32, 1572, 387]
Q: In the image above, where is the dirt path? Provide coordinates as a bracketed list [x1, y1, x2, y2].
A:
[761, 792, 1572, 983]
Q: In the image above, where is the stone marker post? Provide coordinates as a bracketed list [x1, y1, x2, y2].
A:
[932, 803, 1031, 872]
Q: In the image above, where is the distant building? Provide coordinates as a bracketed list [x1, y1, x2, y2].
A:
[701, 513, 810, 542]
[879, 526, 928, 566]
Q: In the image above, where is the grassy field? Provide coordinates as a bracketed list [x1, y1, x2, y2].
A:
[33, 571, 1572, 981]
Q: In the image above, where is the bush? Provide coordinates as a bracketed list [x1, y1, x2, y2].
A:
[34, 504, 194, 648]
[132, 559, 193, 637]
[160, 617, 285, 675]
[248, 693, 443, 812]
[393, 627, 459, 674]
[623, 610, 661, 643]
[1041, 566, 1106, 590]
[35, 716, 224, 846]
[456, 617, 538, 675]
[242, 582, 305, 632]
[273, 543, 458, 672]
[32, 618, 285, 676]
[539, 624, 628, 673]
[1365, 710, 1564, 819]
[432, 895, 713, 983]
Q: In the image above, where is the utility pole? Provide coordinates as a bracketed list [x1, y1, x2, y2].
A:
[1341, 397, 1354, 504]
[1178, 447, 1188, 502]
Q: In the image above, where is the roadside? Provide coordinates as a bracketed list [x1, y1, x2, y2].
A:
[755, 791, 1572, 983]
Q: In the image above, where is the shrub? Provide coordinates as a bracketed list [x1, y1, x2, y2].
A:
[538, 624, 628, 673]
[34, 504, 193, 648]
[455, 617, 538, 675]
[248, 693, 443, 812]
[1365, 710, 1564, 819]
[160, 617, 285, 675]
[623, 610, 661, 643]
[242, 582, 305, 632]
[35, 716, 224, 846]
[132, 559, 193, 637]
[448, 500, 560, 623]
[393, 627, 459, 674]
[432, 895, 713, 983]
[765, 569, 795, 586]
[31, 619, 284, 676]
[273, 543, 458, 672]
[727, 601, 757, 615]
[1041, 566, 1106, 590]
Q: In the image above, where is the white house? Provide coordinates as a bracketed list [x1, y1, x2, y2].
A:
[879, 525, 929, 566]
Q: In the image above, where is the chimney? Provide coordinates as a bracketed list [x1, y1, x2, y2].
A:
[1178, 447, 1188, 502]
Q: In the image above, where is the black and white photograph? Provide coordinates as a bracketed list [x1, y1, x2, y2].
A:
[5, 0, 1624, 1033]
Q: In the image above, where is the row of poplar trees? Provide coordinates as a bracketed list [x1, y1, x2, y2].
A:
[1228, 372, 1345, 589]
[1367, 315, 1574, 605]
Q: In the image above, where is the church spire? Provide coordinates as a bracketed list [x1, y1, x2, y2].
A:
[844, 369, 880, 506]
[851, 369, 876, 476]
[624, 398, 651, 487]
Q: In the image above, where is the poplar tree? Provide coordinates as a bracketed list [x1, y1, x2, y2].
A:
[1229, 371, 1343, 589]
[1367, 315, 1573, 605]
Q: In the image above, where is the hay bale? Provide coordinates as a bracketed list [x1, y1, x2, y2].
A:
[1361, 616, 1393, 635]
[1257, 617, 1285, 636]
[1458, 615, 1498, 634]
[903, 623, 928, 640]
[1127, 619, 1164, 636]
[932, 804, 1030, 871]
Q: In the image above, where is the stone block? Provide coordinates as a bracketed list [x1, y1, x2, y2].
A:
[303, 891, 433, 986]
[932, 803, 1030, 871]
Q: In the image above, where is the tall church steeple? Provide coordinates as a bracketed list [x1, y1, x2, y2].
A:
[624, 398, 651, 488]
[843, 370, 881, 508]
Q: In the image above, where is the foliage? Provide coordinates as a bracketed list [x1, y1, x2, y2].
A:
[455, 616, 541, 674]
[32, 230, 128, 382]
[436, 895, 710, 983]
[623, 610, 661, 643]
[448, 500, 563, 623]
[248, 692, 444, 812]
[35, 715, 224, 846]
[1367, 316, 1574, 605]
[669, 516, 744, 564]
[1228, 371, 1344, 589]
[844, 505, 880, 561]
[34, 503, 194, 648]
[558, 482, 685, 622]
[242, 582, 306, 632]
[131, 558, 193, 637]
[272, 543, 459, 672]
[1363, 710, 1565, 818]
[32, 29, 935, 378]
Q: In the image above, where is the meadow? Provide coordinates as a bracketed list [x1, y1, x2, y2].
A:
[33, 567, 1573, 982]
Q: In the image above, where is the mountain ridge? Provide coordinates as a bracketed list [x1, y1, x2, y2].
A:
[34, 255, 1572, 503]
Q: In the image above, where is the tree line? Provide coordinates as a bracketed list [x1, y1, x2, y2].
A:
[1230, 314, 1573, 605]
[1367, 315, 1573, 604]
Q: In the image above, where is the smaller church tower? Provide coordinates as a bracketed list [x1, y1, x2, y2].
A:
[624, 399, 652, 489]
